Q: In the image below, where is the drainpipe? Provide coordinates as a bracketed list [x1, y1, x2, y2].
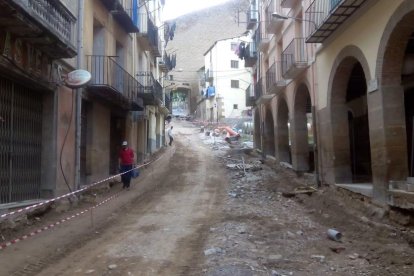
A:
[75, 0, 85, 190]
[311, 55, 321, 187]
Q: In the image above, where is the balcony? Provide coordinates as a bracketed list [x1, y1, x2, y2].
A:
[137, 13, 162, 57]
[281, 0, 300, 8]
[0, 0, 76, 59]
[255, 79, 263, 100]
[244, 43, 258, 67]
[164, 93, 172, 112]
[305, 0, 367, 43]
[136, 72, 163, 106]
[100, 0, 139, 32]
[206, 69, 214, 81]
[245, 84, 256, 107]
[282, 38, 309, 79]
[266, 0, 284, 34]
[257, 25, 271, 53]
[158, 52, 175, 73]
[266, 61, 286, 95]
[86, 55, 144, 111]
[246, 8, 259, 30]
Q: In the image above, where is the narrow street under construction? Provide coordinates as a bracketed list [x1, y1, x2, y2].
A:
[1, 121, 414, 276]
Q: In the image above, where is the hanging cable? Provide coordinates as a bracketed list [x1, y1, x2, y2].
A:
[59, 89, 75, 194]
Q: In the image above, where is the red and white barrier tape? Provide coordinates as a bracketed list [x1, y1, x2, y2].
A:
[1, 153, 165, 221]
[0, 192, 121, 250]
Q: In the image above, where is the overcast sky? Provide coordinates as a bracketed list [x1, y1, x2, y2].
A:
[163, 0, 231, 20]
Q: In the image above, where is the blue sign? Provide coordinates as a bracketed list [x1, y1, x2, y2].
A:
[207, 86, 215, 97]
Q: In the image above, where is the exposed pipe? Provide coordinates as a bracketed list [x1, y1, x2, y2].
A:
[75, 0, 85, 190]
[311, 48, 321, 187]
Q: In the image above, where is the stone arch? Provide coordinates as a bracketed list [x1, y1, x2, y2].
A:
[376, 2, 414, 86]
[327, 46, 372, 183]
[276, 96, 291, 163]
[264, 105, 275, 156]
[370, 2, 414, 200]
[327, 45, 371, 106]
[254, 108, 261, 149]
[291, 83, 313, 172]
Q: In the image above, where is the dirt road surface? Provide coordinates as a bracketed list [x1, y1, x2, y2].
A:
[1, 120, 414, 276]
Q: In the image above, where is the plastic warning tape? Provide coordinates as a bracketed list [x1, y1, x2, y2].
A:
[0, 192, 121, 250]
[0, 156, 161, 221]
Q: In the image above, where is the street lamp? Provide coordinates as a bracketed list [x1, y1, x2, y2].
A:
[271, 12, 317, 29]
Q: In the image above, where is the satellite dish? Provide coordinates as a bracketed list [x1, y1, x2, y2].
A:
[65, 69, 91, 88]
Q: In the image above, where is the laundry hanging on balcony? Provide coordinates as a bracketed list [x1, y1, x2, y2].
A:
[235, 42, 246, 60]
[164, 21, 177, 47]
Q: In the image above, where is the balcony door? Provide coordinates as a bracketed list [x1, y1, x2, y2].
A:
[92, 23, 105, 84]
[115, 42, 125, 94]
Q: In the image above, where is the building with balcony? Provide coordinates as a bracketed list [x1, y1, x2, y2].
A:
[246, 0, 414, 210]
[203, 36, 252, 122]
[0, 0, 169, 207]
[0, 0, 78, 205]
[307, 0, 414, 209]
[80, 0, 168, 185]
[247, 0, 316, 172]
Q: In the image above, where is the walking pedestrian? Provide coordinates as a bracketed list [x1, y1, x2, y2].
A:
[119, 141, 134, 189]
[167, 126, 174, 146]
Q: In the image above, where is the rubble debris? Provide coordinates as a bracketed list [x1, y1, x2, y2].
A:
[226, 163, 262, 172]
[281, 186, 317, 198]
[204, 247, 224, 256]
[330, 246, 346, 253]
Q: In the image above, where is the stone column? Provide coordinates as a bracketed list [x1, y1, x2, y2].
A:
[290, 111, 310, 171]
[368, 85, 408, 203]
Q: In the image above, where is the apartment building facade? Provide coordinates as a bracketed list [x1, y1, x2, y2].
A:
[202, 37, 252, 123]
[81, 0, 169, 184]
[246, 0, 414, 208]
[0, 0, 78, 204]
[0, 0, 171, 207]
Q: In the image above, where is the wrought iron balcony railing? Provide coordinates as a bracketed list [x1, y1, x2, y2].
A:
[281, 38, 309, 79]
[100, 0, 139, 33]
[4, 0, 76, 58]
[281, 0, 298, 8]
[266, 61, 286, 95]
[245, 84, 256, 107]
[254, 78, 263, 100]
[206, 69, 214, 81]
[137, 13, 162, 57]
[244, 43, 258, 67]
[159, 52, 176, 73]
[256, 24, 271, 52]
[246, 8, 259, 30]
[305, 0, 367, 43]
[136, 72, 163, 106]
[86, 55, 143, 111]
[165, 93, 172, 111]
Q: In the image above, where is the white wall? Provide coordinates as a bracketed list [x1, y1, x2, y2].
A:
[205, 37, 252, 119]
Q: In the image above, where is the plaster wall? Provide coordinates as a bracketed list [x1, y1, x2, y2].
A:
[316, 0, 403, 110]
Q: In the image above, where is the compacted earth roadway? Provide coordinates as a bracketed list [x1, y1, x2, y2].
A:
[1, 120, 414, 276]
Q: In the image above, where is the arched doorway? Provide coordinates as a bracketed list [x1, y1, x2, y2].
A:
[292, 84, 313, 172]
[374, 5, 414, 199]
[331, 59, 372, 183]
[254, 108, 261, 150]
[264, 107, 275, 156]
[404, 33, 414, 176]
[276, 98, 291, 163]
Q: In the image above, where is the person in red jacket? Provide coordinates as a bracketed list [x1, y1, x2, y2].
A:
[119, 141, 134, 189]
